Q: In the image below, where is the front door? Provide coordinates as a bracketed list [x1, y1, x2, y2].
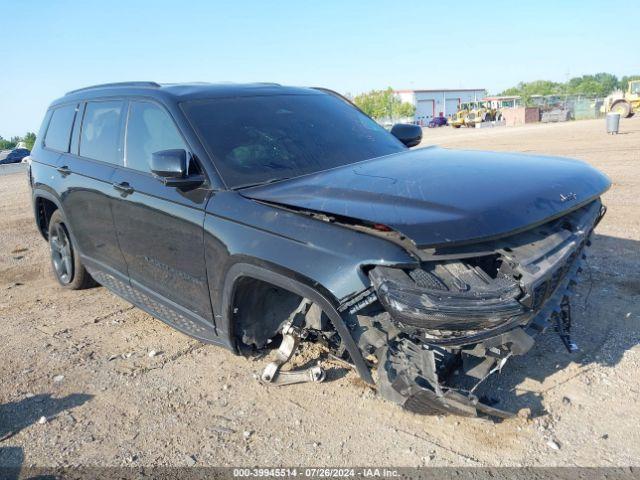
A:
[110, 100, 213, 324]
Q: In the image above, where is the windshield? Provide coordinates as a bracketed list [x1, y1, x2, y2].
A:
[182, 93, 405, 188]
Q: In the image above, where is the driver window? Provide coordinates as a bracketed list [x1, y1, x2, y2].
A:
[125, 102, 186, 173]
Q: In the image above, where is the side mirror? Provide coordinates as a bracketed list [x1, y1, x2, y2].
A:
[150, 149, 204, 188]
[390, 123, 422, 148]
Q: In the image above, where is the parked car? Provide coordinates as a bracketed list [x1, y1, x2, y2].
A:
[29, 82, 610, 417]
[428, 116, 447, 128]
[0, 148, 30, 164]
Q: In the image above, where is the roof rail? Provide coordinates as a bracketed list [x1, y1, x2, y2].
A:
[65, 81, 161, 96]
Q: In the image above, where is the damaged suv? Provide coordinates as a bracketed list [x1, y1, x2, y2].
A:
[29, 82, 610, 417]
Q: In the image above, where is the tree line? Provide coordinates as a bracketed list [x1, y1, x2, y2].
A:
[352, 88, 415, 121]
[0, 132, 36, 151]
[500, 73, 640, 101]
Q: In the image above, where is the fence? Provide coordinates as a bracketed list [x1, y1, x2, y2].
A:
[529, 95, 605, 120]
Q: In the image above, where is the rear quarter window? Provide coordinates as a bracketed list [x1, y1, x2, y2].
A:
[44, 104, 77, 152]
[80, 101, 124, 164]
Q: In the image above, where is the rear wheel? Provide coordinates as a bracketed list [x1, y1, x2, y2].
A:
[612, 101, 631, 118]
[48, 210, 96, 289]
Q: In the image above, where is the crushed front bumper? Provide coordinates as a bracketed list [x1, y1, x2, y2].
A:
[368, 200, 606, 418]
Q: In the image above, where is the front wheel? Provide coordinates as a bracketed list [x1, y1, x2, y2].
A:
[48, 210, 96, 289]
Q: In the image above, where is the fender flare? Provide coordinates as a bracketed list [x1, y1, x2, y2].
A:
[221, 262, 374, 384]
[31, 189, 65, 238]
[32, 190, 85, 262]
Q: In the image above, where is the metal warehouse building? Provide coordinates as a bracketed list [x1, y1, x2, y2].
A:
[396, 88, 487, 125]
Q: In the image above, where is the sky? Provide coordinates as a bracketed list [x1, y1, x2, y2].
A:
[1, 0, 639, 138]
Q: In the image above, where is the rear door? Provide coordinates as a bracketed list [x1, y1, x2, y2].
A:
[110, 100, 213, 323]
[59, 100, 129, 277]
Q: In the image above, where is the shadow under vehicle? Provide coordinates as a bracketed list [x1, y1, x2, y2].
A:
[28, 82, 610, 418]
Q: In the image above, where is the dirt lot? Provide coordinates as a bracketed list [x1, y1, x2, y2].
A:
[1, 118, 639, 468]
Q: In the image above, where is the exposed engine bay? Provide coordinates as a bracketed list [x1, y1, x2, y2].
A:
[236, 199, 605, 418]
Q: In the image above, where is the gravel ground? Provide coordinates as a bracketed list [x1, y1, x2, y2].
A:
[1, 117, 639, 468]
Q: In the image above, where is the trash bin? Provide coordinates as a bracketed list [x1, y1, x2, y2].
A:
[606, 113, 620, 135]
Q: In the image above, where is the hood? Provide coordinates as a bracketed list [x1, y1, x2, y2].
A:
[240, 147, 610, 248]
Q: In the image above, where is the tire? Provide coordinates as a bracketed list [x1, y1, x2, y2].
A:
[48, 210, 96, 289]
[612, 101, 631, 118]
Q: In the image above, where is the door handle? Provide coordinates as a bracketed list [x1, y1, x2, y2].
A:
[56, 165, 72, 176]
[112, 181, 134, 196]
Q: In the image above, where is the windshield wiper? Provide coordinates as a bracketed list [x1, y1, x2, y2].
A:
[232, 177, 292, 190]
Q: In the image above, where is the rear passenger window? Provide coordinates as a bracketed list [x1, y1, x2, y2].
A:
[125, 102, 185, 172]
[80, 101, 124, 164]
[44, 105, 77, 152]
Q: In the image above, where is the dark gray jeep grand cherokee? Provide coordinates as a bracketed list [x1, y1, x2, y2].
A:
[29, 82, 610, 417]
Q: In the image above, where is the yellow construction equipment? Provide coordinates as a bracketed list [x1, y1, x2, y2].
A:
[601, 80, 640, 117]
[449, 103, 470, 128]
[449, 102, 499, 128]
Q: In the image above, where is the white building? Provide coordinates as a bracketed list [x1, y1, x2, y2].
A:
[395, 88, 487, 125]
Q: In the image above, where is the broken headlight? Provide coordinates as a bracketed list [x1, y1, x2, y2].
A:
[369, 259, 527, 336]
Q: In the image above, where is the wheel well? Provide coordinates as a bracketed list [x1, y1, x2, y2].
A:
[221, 263, 375, 383]
[35, 197, 58, 240]
[231, 276, 305, 350]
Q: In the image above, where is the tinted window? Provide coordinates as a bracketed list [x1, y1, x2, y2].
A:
[80, 101, 124, 164]
[125, 102, 185, 172]
[182, 93, 404, 188]
[44, 104, 77, 152]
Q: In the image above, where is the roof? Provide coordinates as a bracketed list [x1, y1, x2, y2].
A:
[395, 88, 486, 94]
[53, 81, 322, 107]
